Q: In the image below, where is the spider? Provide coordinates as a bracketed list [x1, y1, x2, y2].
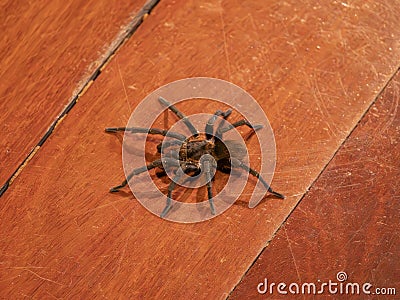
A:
[105, 97, 284, 218]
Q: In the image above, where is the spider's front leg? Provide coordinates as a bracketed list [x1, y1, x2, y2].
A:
[158, 97, 199, 136]
[216, 119, 263, 139]
[205, 109, 232, 140]
[159, 158, 217, 218]
[160, 171, 184, 218]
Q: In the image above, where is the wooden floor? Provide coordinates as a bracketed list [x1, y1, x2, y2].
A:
[1, 0, 399, 298]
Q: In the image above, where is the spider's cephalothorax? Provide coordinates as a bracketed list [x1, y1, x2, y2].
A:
[105, 97, 284, 218]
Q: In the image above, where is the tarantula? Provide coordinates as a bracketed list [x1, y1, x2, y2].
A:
[106, 97, 284, 218]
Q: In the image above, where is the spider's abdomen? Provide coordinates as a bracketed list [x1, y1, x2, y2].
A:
[214, 139, 247, 161]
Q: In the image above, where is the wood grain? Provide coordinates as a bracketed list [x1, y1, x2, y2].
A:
[0, 0, 147, 186]
[1, 0, 399, 298]
[230, 70, 400, 299]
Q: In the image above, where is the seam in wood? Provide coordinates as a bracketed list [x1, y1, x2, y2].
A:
[0, 0, 161, 198]
[8, 146, 40, 185]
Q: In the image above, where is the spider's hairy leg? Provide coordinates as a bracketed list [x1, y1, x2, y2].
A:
[216, 119, 263, 139]
[160, 171, 184, 218]
[157, 139, 183, 153]
[215, 109, 233, 135]
[105, 127, 186, 141]
[202, 158, 217, 215]
[205, 109, 233, 140]
[110, 158, 179, 193]
[206, 181, 215, 214]
[230, 157, 285, 199]
[158, 97, 199, 136]
[109, 159, 163, 192]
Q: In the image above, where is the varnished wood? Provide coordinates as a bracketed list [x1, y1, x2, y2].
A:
[0, 0, 146, 185]
[230, 70, 400, 299]
[1, 0, 399, 298]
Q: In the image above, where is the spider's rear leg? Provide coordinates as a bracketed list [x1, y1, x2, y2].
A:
[205, 109, 232, 140]
[230, 157, 285, 199]
[109, 158, 178, 192]
[109, 159, 162, 192]
[105, 127, 186, 141]
[158, 96, 199, 136]
[216, 119, 263, 139]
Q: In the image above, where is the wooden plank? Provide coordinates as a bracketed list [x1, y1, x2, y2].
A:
[0, 0, 148, 186]
[1, 0, 399, 298]
[230, 70, 400, 299]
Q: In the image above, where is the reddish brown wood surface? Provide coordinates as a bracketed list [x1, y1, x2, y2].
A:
[1, 0, 399, 298]
[230, 71, 400, 299]
[0, 0, 147, 185]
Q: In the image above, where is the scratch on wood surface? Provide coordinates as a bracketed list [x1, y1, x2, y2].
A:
[347, 42, 379, 79]
[221, 215, 243, 237]
[172, 227, 203, 236]
[380, 81, 399, 133]
[246, 13, 273, 85]
[219, 6, 232, 81]
[0, 274, 21, 284]
[110, 201, 126, 220]
[279, 19, 299, 57]
[115, 231, 133, 274]
[367, 79, 399, 147]
[311, 76, 342, 138]
[46, 291, 62, 299]
[76, 199, 127, 218]
[335, 182, 362, 189]
[337, 73, 348, 97]
[22, 268, 64, 286]
[116, 58, 132, 116]
[284, 227, 303, 286]
[345, 218, 369, 247]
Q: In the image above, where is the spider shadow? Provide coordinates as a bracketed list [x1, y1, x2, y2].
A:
[233, 194, 279, 208]
[105, 130, 124, 144]
[243, 129, 258, 141]
[109, 189, 134, 199]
